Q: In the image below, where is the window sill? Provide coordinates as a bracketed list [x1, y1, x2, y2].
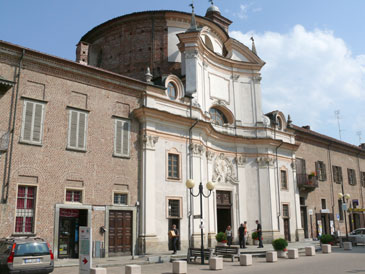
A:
[112, 153, 130, 159]
[113, 203, 128, 206]
[167, 177, 181, 182]
[167, 216, 182, 219]
[19, 140, 43, 147]
[66, 147, 87, 153]
[64, 201, 82, 204]
[12, 233, 36, 237]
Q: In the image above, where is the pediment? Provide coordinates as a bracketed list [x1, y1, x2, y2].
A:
[224, 38, 265, 66]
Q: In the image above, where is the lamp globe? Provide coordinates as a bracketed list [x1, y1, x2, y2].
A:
[186, 179, 195, 189]
[206, 181, 215, 191]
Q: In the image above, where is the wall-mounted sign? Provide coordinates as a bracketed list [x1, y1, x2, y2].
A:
[308, 209, 313, 215]
[79, 226, 92, 274]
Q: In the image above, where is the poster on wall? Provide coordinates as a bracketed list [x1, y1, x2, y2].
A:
[330, 220, 334, 234]
[317, 220, 322, 236]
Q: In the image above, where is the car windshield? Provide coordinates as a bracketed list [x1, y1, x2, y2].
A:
[14, 242, 49, 256]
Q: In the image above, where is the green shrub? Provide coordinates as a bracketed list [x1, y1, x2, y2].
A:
[320, 234, 334, 244]
[272, 238, 288, 251]
[252, 232, 258, 240]
[215, 232, 227, 242]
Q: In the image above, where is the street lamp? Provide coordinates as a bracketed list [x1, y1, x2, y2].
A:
[338, 192, 351, 240]
[186, 179, 215, 264]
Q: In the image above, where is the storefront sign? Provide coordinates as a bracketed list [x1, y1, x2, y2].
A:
[79, 226, 92, 274]
[308, 209, 313, 215]
[348, 208, 365, 212]
[60, 208, 79, 218]
[92, 206, 105, 211]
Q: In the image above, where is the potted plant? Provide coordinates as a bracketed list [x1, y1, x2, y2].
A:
[272, 238, 288, 258]
[251, 231, 259, 245]
[320, 234, 334, 245]
[215, 232, 227, 246]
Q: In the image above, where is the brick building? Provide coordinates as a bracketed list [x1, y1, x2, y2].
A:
[0, 40, 150, 258]
[292, 125, 365, 239]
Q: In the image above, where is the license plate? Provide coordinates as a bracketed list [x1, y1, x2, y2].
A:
[24, 258, 41, 264]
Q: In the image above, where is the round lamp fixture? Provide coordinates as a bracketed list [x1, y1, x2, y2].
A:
[338, 193, 344, 199]
[206, 181, 215, 191]
[344, 193, 351, 200]
[186, 179, 195, 189]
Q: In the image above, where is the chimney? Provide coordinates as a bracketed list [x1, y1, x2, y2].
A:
[76, 41, 89, 65]
[302, 125, 311, 130]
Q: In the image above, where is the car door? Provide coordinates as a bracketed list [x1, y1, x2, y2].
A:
[362, 230, 365, 244]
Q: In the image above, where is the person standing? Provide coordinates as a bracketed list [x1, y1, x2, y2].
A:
[225, 225, 233, 247]
[238, 223, 246, 248]
[256, 220, 264, 248]
[170, 224, 179, 254]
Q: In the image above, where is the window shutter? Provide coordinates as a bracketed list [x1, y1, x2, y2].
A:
[315, 161, 320, 179]
[23, 101, 34, 141]
[339, 167, 343, 182]
[122, 121, 130, 156]
[69, 111, 78, 148]
[78, 112, 86, 149]
[115, 120, 122, 155]
[322, 162, 327, 181]
[32, 104, 43, 142]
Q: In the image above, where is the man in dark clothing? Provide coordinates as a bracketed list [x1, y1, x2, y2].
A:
[170, 224, 179, 254]
[256, 220, 264, 248]
[238, 222, 247, 248]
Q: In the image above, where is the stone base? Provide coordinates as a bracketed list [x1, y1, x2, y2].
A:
[192, 233, 208, 248]
[288, 248, 298, 259]
[209, 257, 223, 270]
[139, 235, 188, 254]
[208, 233, 216, 248]
[172, 261, 187, 274]
[90, 268, 107, 274]
[322, 244, 331, 254]
[125, 264, 141, 274]
[305, 246, 315, 256]
[240, 254, 252, 266]
[277, 251, 287, 258]
[296, 229, 305, 242]
[343, 242, 352, 250]
[266, 251, 277, 262]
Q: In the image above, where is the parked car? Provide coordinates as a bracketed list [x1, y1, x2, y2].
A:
[0, 237, 54, 274]
[348, 228, 365, 245]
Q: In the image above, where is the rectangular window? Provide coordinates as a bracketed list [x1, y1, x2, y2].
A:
[168, 153, 179, 179]
[168, 199, 181, 218]
[338, 199, 344, 220]
[361, 172, 365, 188]
[315, 161, 327, 181]
[347, 168, 357, 186]
[114, 193, 128, 205]
[332, 166, 343, 184]
[280, 170, 288, 189]
[67, 109, 88, 150]
[321, 199, 326, 210]
[352, 200, 359, 209]
[65, 190, 82, 203]
[282, 204, 289, 218]
[21, 100, 45, 145]
[15, 186, 36, 233]
[114, 119, 130, 157]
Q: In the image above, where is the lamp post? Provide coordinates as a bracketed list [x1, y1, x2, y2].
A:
[338, 192, 351, 240]
[186, 179, 215, 264]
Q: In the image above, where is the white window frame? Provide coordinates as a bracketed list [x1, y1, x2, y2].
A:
[166, 197, 183, 219]
[67, 109, 88, 151]
[113, 192, 129, 206]
[14, 185, 37, 234]
[20, 100, 45, 145]
[113, 118, 130, 157]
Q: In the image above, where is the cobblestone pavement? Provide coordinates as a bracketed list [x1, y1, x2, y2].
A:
[53, 247, 365, 274]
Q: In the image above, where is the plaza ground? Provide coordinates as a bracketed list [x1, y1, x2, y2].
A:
[53, 245, 365, 274]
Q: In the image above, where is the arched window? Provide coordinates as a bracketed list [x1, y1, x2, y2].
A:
[277, 117, 283, 130]
[167, 82, 177, 100]
[204, 35, 214, 52]
[209, 108, 228, 126]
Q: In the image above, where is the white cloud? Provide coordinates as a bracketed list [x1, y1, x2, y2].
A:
[230, 25, 365, 145]
[235, 4, 248, 19]
[233, 3, 262, 20]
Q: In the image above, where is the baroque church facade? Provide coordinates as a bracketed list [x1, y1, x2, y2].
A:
[0, 3, 304, 257]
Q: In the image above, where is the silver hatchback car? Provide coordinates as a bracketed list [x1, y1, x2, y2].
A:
[348, 228, 365, 245]
[0, 237, 54, 274]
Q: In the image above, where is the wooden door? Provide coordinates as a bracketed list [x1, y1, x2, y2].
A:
[283, 218, 291, 241]
[109, 211, 132, 255]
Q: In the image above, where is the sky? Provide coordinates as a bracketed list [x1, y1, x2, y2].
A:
[1, 0, 365, 146]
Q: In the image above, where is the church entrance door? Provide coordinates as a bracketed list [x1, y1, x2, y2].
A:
[216, 191, 232, 233]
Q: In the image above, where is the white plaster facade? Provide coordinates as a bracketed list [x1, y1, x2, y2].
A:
[134, 7, 303, 253]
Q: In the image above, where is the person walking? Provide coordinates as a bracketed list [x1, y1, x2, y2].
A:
[225, 225, 233, 247]
[169, 224, 179, 254]
[238, 222, 247, 248]
[256, 220, 264, 248]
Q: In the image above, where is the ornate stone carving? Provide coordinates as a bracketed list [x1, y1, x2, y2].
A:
[190, 143, 205, 156]
[262, 115, 271, 127]
[206, 150, 215, 161]
[253, 75, 262, 82]
[256, 156, 275, 167]
[212, 153, 238, 184]
[234, 155, 246, 166]
[192, 99, 201, 108]
[142, 134, 159, 150]
[185, 50, 199, 59]
[212, 99, 227, 107]
[231, 74, 240, 81]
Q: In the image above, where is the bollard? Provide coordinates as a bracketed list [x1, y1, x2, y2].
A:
[172, 260, 187, 274]
[343, 242, 352, 250]
[266, 251, 277, 262]
[287, 248, 298, 259]
[125, 264, 141, 274]
[239, 254, 252, 266]
[90, 268, 107, 274]
[305, 246, 315, 256]
[209, 257, 223, 270]
[322, 244, 331, 254]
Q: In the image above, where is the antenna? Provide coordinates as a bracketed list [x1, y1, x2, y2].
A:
[334, 110, 342, 140]
[356, 131, 362, 144]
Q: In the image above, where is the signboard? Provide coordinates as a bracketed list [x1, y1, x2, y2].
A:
[342, 203, 348, 211]
[92, 206, 106, 211]
[336, 214, 340, 221]
[308, 209, 313, 215]
[320, 209, 330, 213]
[79, 226, 92, 274]
[60, 208, 79, 218]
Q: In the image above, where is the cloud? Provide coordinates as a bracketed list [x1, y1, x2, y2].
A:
[230, 25, 365, 145]
[233, 3, 262, 20]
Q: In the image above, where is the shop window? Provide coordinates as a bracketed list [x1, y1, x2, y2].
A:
[315, 161, 327, 181]
[114, 193, 128, 205]
[167, 199, 181, 218]
[20, 100, 45, 145]
[15, 186, 36, 234]
[66, 190, 82, 203]
[347, 168, 357, 186]
[332, 166, 343, 184]
[280, 170, 288, 190]
[168, 153, 180, 179]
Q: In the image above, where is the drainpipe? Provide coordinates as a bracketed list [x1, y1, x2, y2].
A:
[2, 49, 24, 203]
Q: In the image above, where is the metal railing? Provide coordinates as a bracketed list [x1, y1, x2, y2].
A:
[297, 173, 318, 189]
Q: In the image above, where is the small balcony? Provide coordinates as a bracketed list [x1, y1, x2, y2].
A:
[297, 173, 318, 191]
